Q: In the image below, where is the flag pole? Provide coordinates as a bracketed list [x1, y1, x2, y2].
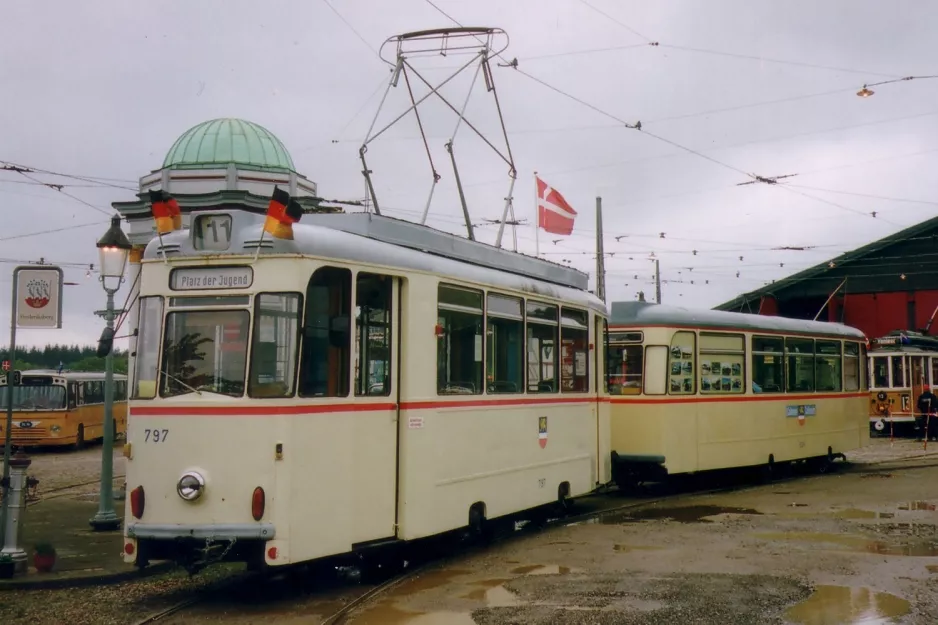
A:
[534, 171, 540, 258]
[253, 227, 265, 262]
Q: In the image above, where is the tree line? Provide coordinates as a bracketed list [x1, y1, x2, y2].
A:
[1, 345, 129, 375]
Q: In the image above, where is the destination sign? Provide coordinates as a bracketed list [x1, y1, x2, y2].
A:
[170, 267, 253, 291]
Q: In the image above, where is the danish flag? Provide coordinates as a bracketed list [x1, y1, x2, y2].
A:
[536, 176, 577, 236]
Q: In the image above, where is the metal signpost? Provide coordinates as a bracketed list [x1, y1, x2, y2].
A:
[0, 265, 63, 551]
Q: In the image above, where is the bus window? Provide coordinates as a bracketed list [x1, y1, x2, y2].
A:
[355, 274, 392, 397]
[816, 341, 842, 392]
[560, 307, 589, 393]
[133, 296, 164, 399]
[668, 331, 696, 395]
[437, 284, 484, 395]
[0, 382, 66, 410]
[249, 293, 302, 398]
[608, 344, 643, 395]
[785, 338, 815, 392]
[486, 293, 523, 394]
[300, 267, 352, 398]
[844, 342, 860, 391]
[700, 333, 744, 394]
[891, 355, 906, 388]
[526, 301, 559, 393]
[871, 356, 888, 388]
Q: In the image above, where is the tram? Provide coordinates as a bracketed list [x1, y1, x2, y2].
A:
[122, 206, 609, 572]
[606, 302, 869, 487]
[867, 330, 938, 436]
[0, 370, 128, 448]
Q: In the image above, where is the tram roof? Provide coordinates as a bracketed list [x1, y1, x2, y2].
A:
[145, 209, 606, 314]
[609, 301, 866, 339]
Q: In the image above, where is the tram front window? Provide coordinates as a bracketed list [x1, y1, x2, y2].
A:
[161, 309, 250, 397]
[872, 356, 888, 388]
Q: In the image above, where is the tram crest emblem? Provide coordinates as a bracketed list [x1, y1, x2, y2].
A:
[538, 416, 548, 448]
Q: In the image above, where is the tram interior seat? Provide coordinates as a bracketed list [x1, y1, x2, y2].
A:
[488, 381, 518, 393]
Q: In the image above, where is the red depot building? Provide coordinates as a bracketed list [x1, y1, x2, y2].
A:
[715, 217, 938, 340]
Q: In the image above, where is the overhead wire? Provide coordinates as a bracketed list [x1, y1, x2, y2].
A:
[321, 0, 381, 59]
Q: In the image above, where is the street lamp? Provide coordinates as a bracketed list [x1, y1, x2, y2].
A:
[857, 75, 938, 98]
[89, 215, 131, 532]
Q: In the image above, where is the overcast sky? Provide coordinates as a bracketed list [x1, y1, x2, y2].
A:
[2, 0, 937, 348]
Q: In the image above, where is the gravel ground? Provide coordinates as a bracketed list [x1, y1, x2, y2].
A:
[22, 445, 125, 496]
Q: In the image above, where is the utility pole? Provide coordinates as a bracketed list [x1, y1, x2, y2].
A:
[595, 196, 606, 303]
[655, 258, 661, 304]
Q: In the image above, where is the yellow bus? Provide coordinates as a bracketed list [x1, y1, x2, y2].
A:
[0, 370, 128, 448]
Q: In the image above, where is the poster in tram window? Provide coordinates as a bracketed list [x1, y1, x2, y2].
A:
[669, 331, 696, 394]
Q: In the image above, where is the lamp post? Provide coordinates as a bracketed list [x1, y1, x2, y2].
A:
[90, 215, 131, 532]
[857, 75, 938, 98]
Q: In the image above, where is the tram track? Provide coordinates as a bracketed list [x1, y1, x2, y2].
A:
[129, 464, 832, 625]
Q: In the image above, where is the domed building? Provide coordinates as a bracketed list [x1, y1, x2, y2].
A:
[113, 118, 324, 247]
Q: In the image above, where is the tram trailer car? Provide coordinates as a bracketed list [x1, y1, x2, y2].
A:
[867, 331, 938, 436]
[122, 208, 610, 572]
[606, 302, 869, 487]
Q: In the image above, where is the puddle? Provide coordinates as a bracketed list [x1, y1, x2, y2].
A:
[613, 544, 664, 553]
[509, 564, 575, 575]
[755, 531, 938, 556]
[602, 504, 763, 524]
[392, 569, 472, 595]
[785, 585, 910, 625]
[353, 606, 476, 625]
[927, 565, 938, 573]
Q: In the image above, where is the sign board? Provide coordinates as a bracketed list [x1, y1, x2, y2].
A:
[1, 361, 8, 371]
[15, 266, 63, 329]
[170, 266, 253, 291]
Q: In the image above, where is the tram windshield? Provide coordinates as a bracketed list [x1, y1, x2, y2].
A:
[161, 309, 250, 397]
[0, 379, 66, 410]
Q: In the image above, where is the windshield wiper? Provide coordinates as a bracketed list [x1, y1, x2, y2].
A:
[160, 369, 202, 396]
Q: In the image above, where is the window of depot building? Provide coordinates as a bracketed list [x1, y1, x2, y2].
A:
[752, 336, 784, 393]
[608, 344, 643, 395]
[815, 340, 842, 392]
[785, 338, 815, 392]
[699, 333, 744, 394]
[844, 342, 860, 392]
[526, 300, 559, 393]
[560, 307, 589, 393]
[249, 293, 302, 398]
[437, 285, 484, 395]
[668, 331, 696, 395]
[486, 293, 523, 394]
[871, 356, 889, 388]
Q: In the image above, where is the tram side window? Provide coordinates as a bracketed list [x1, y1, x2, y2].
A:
[486, 293, 523, 394]
[561, 307, 589, 393]
[644, 345, 668, 395]
[133, 296, 164, 399]
[437, 285, 484, 395]
[816, 341, 842, 392]
[752, 336, 783, 393]
[891, 355, 906, 388]
[300, 267, 351, 398]
[871, 356, 888, 388]
[668, 331, 696, 395]
[785, 338, 815, 392]
[249, 293, 302, 398]
[844, 342, 860, 391]
[699, 333, 744, 394]
[607, 343, 643, 395]
[526, 301, 559, 393]
[355, 274, 392, 397]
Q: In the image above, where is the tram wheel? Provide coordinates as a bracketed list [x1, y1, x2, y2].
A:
[557, 482, 573, 514]
[468, 502, 489, 543]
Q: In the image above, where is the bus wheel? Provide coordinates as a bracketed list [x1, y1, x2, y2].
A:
[74, 424, 86, 450]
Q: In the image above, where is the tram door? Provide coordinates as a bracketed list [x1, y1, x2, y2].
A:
[912, 356, 926, 413]
[353, 273, 400, 539]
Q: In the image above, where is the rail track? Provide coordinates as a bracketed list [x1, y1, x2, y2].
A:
[128, 462, 835, 625]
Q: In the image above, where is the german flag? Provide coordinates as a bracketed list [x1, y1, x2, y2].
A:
[263, 187, 303, 240]
[149, 189, 182, 234]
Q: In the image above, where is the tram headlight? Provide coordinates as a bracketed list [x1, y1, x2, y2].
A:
[176, 471, 205, 501]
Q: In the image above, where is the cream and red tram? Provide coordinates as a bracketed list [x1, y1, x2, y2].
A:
[122, 208, 609, 571]
[867, 331, 938, 435]
[606, 302, 869, 487]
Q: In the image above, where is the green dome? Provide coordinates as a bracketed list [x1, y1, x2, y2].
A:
[162, 118, 295, 171]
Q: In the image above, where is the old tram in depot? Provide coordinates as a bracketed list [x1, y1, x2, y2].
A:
[867, 330, 938, 436]
[605, 302, 870, 487]
[121, 206, 610, 572]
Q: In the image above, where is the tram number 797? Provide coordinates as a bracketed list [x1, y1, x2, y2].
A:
[144, 429, 169, 443]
